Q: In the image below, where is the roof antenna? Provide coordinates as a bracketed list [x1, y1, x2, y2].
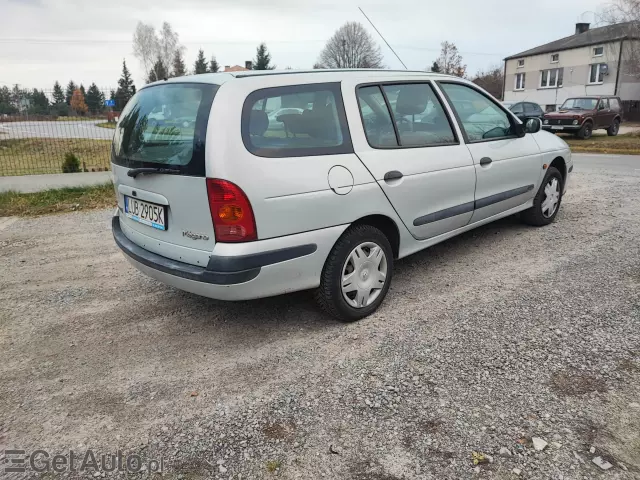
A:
[358, 6, 408, 69]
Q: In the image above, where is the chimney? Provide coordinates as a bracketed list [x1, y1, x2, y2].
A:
[224, 65, 230, 71]
[245, 60, 253, 70]
[575, 22, 590, 35]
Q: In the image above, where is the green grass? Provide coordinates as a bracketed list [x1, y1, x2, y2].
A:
[564, 132, 640, 154]
[266, 460, 282, 473]
[96, 122, 116, 129]
[0, 138, 111, 176]
[0, 183, 115, 216]
[56, 116, 105, 122]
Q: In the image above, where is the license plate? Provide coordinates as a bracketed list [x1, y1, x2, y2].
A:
[551, 126, 564, 130]
[124, 196, 166, 230]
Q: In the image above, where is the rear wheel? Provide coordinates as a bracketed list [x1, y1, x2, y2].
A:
[607, 118, 620, 136]
[521, 167, 563, 226]
[577, 122, 593, 139]
[315, 225, 393, 322]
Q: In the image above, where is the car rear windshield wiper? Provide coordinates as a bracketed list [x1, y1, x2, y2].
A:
[127, 167, 181, 178]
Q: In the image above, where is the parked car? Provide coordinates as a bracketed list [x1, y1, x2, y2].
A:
[502, 101, 545, 122]
[111, 70, 572, 321]
[542, 95, 622, 139]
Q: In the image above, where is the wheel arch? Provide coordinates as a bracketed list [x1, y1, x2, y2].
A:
[549, 156, 567, 183]
[350, 214, 401, 259]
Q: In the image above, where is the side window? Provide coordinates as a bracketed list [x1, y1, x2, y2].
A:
[356, 86, 397, 147]
[510, 103, 524, 114]
[439, 82, 515, 142]
[599, 98, 609, 110]
[610, 98, 621, 110]
[381, 83, 456, 146]
[242, 83, 351, 158]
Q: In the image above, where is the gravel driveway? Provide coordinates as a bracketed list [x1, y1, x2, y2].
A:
[1, 161, 639, 479]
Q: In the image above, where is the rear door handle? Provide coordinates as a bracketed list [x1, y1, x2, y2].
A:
[384, 171, 403, 182]
[480, 157, 492, 166]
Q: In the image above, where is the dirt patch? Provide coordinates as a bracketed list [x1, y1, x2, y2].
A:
[550, 371, 608, 396]
[262, 421, 296, 440]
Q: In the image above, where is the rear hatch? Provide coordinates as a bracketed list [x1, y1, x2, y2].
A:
[111, 82, 218, 267]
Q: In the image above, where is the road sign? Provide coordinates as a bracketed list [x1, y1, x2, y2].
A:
[104, 99, 116, 107]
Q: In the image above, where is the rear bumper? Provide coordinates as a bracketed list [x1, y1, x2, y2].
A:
[112, 214, 348, 300]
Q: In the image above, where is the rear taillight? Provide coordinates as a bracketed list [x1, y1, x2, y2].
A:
[206, 179, 257, 242]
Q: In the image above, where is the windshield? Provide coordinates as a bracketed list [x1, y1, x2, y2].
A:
[112, 83, 217, 176]
[560, 98, 597, 110]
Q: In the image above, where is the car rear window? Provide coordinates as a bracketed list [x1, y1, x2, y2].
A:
[241, 83, 353, 158]
[112, 83, 217, 176]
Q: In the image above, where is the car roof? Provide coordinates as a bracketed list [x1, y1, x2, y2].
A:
[141, 69, 461, 90]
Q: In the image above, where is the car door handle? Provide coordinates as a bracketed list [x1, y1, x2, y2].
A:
[384, 171, 403, 182]
[480, 157, 492, 166]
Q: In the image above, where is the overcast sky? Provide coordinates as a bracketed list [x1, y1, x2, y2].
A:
[0, 0, 609, 91]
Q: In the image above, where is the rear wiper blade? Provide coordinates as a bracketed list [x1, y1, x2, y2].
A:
[127, 167, 181, 178]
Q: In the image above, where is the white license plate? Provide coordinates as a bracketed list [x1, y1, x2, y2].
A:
[124, 196, 166, 230]
[551, 126, 564, 130]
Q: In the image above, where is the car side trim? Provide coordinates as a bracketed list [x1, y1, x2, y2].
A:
[413, 201, 475, 226]
[412, 185, 534, 226]
[475, 184, 534, 209]
[206, 244, 317, 272]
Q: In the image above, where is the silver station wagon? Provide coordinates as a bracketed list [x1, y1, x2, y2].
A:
[111, 70, 572, 321]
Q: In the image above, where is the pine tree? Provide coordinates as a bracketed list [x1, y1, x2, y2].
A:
[30, 89, 50, 114]
[431, 61, 441, 73]
[172, 50, 186, 77]
[194, 49, 208, 74]
[65, 80, 77, 105]
[86, 83, 105, 114]
[115, 60, 136, 110]
[52, 81, 65, 104]
[79, 84, 87, 105]
[208, 56, 220, 73]
[253, 43, 275, 70]
[147, 56, 169, 83]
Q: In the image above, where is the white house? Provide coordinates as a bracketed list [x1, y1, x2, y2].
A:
[503, 22, 640, 113]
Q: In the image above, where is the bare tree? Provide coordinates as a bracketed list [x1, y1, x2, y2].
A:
[317, 22, 384, 69]
[432, 41, 466, 77]
[158, 22, 183, 77]
[133, 22, 159, 80]
[472, 65, 504, 99]
[601, 0, 640, 78]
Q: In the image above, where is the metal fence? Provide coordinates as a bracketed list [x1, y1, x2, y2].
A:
[0, 86, 124, 176]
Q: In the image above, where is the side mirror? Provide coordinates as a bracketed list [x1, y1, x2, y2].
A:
[525, 117, 541, 134]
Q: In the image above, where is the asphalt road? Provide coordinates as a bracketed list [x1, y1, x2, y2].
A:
[0, 120, 114, 140]
[573, 152, 640, 175]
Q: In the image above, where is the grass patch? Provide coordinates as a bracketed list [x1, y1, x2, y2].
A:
[564, 132, 640, 154]
[56, 116, 105, 122]
[0, 138, 111, 176]
[266, 460, 282, 473]
[96, 122, 116, 129]
[0, 183, 115, 216]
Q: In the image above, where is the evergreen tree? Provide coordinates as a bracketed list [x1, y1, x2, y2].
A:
[147, 56, 169, 83]
[30, 89, 50, 114]
[79, 84, 87, 105]
[65, 80, 77, 105]
[86, 83, 105, 114]
[253, 43, 275, 70]
[430, 61, 441, 73]
[193, 49, 208, 74]
[52, 81, 65, 104]
[115, 60, 136, 110]
[208, 56, 220, 73]
[172, 50, 187, 77]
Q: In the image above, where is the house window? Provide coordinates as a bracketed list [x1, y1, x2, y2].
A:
[589, 63, 606, 84]
[540, 68, 563, 88]
[550, 53, 559, 63]
[593, 46, 604, 57]
[517, 59, 525, 68]
[515, 73, 525, 90]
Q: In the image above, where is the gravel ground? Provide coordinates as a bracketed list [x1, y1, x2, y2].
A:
[1, 168, 639, 479]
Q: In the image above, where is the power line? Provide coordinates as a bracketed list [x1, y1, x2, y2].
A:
[358, 7, 407, 69]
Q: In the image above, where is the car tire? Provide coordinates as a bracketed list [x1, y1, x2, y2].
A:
[315, 224, 394, 322]
[521, 166, 563, 226]
[576, 122, 593, 139]
[607, 118, 620, 136]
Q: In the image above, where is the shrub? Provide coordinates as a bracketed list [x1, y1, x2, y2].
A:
[62, 152, 81, 173]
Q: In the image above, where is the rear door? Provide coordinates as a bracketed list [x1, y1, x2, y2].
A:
[596, 98, 614, 128]
[349, 80, 476, 240]
[111, 82, 218, 267]
[437, 81, 543, 223]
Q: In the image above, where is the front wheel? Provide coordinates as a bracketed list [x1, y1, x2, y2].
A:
[315, 225, 393, 322]
[577, 122, 593, 139]
[521, 167, 563, 226]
